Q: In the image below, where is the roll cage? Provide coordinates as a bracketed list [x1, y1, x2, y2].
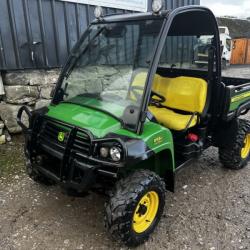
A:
[52, 6, 221, 135]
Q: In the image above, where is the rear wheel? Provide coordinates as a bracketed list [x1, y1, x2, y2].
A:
[219, 119, 250, 169]
[104, 170, 166, 247]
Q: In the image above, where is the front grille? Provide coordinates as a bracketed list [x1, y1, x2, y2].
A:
[35, 117, 118, 188]
[38, 118, 91, 157]
[43, 121, 69, 143]
[72, 131, 91, 156]
[39, 121, 67, 155]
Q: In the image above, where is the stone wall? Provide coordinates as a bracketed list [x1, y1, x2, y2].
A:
[0, 69, 60, 144]
[0, 65, 135, 144]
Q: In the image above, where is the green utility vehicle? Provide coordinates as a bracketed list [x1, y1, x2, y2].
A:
[18, 4, 250, 246]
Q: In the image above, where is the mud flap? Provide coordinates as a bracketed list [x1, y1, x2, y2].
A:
[212, 119, 239, 148]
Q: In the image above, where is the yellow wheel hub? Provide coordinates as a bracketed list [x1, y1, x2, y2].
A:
[132, 191, 159, 234]
[241, 134, 250, 159]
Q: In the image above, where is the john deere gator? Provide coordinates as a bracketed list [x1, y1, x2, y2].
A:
[17, 4, 250, 246]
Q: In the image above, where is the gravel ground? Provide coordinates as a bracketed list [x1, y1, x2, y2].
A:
[0, 66, 250, 250]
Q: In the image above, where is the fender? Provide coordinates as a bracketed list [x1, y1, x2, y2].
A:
[107, 121, 176, 191]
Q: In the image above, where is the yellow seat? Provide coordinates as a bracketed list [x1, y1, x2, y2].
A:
[130, 72, 163, 101]
[130, 72, 207, 130]
[149, 106, 198, 131]
[149, 76, 207, 131]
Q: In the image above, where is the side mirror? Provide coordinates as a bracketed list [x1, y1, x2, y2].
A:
[103, 25, 127, 38]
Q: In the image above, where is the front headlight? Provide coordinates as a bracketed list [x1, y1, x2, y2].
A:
[110, 147, 121, 162]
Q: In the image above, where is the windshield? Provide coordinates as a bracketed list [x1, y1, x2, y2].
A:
[54, 19, 164, 131]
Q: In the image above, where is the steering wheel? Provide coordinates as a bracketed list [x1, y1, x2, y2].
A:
[150, 90, 166, 107]
[130, 86, 166, 106]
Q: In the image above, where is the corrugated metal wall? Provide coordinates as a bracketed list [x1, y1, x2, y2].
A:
[0, 0, 200, 70]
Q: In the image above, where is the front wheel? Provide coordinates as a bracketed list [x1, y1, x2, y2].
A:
[104, 170, 166, 247]
[26, 160, 55, 185]
[219, 119, 250, 169]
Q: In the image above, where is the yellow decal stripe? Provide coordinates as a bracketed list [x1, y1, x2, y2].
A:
[231, 91, 250, 103]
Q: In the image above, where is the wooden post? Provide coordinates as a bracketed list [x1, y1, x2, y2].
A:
[231, 39, 248, 65]
[245, 39, 250, 64]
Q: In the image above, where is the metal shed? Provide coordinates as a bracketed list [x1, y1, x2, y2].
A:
[0, 0, 200, 70]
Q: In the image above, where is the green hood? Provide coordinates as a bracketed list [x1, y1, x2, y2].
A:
[47, 103, 121, 138]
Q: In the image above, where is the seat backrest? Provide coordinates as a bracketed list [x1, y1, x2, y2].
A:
[165, 76, 207, 114]
[131, 72, 163, 88]
[130, 72, 164, 100]
[151, 76, 172, 104]
[131, 73, 207, 114]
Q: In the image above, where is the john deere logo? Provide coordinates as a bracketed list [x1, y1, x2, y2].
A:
[58, 132, 65, 142]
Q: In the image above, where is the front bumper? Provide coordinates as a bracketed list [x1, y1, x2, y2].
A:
[23, 114, 121, 192]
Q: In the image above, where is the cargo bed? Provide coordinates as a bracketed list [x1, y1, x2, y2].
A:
[221, 76, 250, 120]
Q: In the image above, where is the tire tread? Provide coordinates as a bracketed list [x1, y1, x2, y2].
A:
[104, 169, 166, 247]
[219, 119, 250, 169]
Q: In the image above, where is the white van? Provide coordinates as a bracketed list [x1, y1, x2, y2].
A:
[219, 26, 233, 68]
[194, 26, 232, 69]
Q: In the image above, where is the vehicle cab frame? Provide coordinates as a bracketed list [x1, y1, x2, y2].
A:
[52, 6, 222, 135]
